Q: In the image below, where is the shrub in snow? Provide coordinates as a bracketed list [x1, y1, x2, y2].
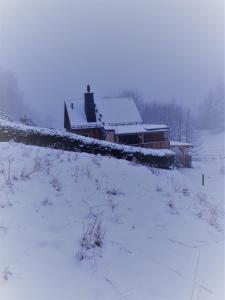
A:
[0, 199, 12, 209]
[196, 194, 224, 232]
[72, 166, 79, 183]
[2, 268, 13, 281]
[78, 213, 105, 261]
[91, 156, 102, 167]
[106, 188, 123, 196]
[207, 205, 223, 231]
[197, 193, 207, 205]
[94, 179, 100, 191]
[150, 167, 161, 175]
[155, 186, 162, 192]
[168, 200, 178, 215]
[182, 188, 190, 197]
[41, 198, 53, 206]
[1, 159, 15, 192]
[220, 165, 225, 175]
[50, 178, 61, 192]
[19, 115, 36, 127]
[20, 157, 42, 181]
[20, 169, 31, 181]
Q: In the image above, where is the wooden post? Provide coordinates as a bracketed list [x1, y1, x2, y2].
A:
[202, 174, 205, 186]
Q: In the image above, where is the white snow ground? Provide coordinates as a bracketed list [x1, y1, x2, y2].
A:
[0, 131, 224, 300]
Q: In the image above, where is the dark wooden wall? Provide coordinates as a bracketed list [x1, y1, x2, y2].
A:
[144, 131, 168, 143]
[69, 128, 102, 140]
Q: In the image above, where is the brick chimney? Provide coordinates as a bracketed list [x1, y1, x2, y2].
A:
[84, 85, 96, 122]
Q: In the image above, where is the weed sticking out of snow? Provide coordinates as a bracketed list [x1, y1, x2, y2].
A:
[91, 156, 102, 167]
[167, 199, 179, 215]
[2, 268, 13, 281]
[155, 185, 163, 192]
[220, 164, 225, 175]
[78, 212, 105, 262]
[72, 166, 79, 183]
[50, 178, 62, 192]
[106, 188, 123, 197]
[41, 198, 53, 207]
[182, 188, 190, 197]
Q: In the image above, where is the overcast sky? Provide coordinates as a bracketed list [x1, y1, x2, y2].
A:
[0, 0, 224, 126]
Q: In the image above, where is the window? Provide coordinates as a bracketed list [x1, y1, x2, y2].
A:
[118, 134, 141, 145]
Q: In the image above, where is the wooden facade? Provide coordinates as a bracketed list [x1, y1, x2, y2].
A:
[103, 130, 170, 150]
[68, 128, 102, 140]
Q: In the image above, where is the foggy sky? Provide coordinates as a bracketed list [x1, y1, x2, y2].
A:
[0, 0, 224, 127]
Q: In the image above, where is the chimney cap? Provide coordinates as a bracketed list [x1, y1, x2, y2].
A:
[87, 84, 90, 93]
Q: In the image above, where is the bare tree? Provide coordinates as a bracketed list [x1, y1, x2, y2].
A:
[112, 89, 197, 143]
[197, 81, 225, 133]
[0, 67, 26, 119]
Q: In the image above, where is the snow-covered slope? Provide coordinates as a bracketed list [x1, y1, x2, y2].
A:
[0, 131, 224, 300]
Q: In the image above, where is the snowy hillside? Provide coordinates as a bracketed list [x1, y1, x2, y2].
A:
[0, 131, 224, 300]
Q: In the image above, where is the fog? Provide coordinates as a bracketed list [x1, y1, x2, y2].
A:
[0, 0, 224, 127]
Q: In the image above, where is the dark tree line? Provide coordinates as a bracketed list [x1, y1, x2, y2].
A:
[120, 83, 224, 144]
[0, 68, 25, 119]
[0, 68, 36, 126]
[196, 82, 224, 133]
[140, 101, 195, 143]
[120, 90, 195, 143]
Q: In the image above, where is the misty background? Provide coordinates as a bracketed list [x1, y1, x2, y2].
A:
[0, 0, 224, 133]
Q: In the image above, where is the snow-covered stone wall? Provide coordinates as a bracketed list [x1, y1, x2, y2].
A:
[0, 119, 175, 169]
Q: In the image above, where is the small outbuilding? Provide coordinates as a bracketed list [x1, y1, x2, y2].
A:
[170, 141, 193, 167]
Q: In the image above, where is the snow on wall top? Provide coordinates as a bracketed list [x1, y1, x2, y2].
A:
[95, 97, 143, 126]
[65, 100, 101, 129]
[0, 118, 174, 157]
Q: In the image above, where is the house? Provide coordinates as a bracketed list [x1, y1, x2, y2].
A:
[64, 85, 170, 150]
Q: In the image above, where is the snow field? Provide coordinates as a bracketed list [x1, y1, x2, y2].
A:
[0, 132, 224, 300]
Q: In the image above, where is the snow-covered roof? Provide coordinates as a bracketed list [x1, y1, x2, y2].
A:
[95, 98, 142, 126]
[143, 124, 169, 131]
[65, 100, 101, 129]
[104, 124, 168, 135]
[65, 96, 169, 134]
